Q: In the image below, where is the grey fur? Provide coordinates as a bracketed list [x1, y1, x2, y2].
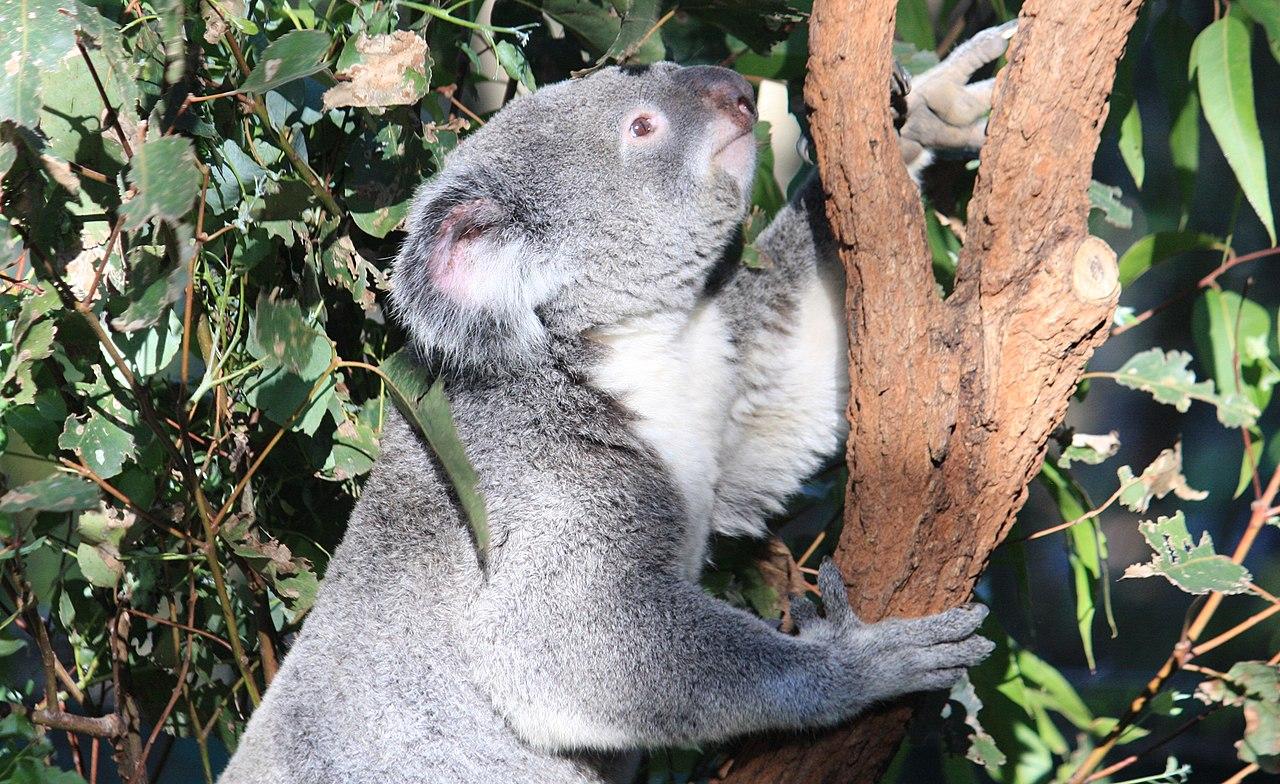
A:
[221, 35, 1011, 784]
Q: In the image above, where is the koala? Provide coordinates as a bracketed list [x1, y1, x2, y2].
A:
[218, 25, 1013, 784]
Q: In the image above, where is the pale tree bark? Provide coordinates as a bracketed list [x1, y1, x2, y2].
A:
[720, 0, 1140, 781]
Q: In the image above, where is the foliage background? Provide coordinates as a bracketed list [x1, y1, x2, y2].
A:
[0, 0, 1277, 781]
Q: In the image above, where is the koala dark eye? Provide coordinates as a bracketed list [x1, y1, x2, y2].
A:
[630, 116, 655, 137]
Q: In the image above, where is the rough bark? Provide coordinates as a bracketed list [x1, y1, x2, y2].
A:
[720, 0, 1139, 781]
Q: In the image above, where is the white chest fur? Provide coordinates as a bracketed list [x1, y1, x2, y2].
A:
[589, 302, 738, 575]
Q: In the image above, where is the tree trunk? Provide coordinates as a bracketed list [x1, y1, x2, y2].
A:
[720, 0, 1140, 781]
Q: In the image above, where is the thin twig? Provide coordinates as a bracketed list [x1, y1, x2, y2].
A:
[1113, 247, 1280, 337]
[125, 608, 234, 652]
[76, 41, 134, 158]
[81, 218, 125, 305]
[1222, 763, 1260, 784]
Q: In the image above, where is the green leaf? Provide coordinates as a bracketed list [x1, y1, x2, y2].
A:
[0, 0, 77, 128]
[58, 403, 136, 480]
[77, 508, 132, 546]
[1124, 511, 1251, 595]
[1195, 661, 1280, 772]
[1087, 181, 1133, 230]
[1040, 462, 1112, 671]
[1108, 348, 1260, 428]
[1117, 232, 1224, 287]
[1193, 16, 1275, 244]
[495, 41, 536, 92]
[119, 137, 201, 230]
[381, 349, 489, 559]
[2, 289, 60, 405]
[943, 674, 1005, 772]
[1109, 49, 1144, 188]
[1239, 0, 1280, 63]
[1192, 289, 1276, 414]
[0, 638, 27, 657]
[1236, 426, 1265, 500]
[109, 256, 189, 333]
[541, 0, 626, 55]
[244, 363, 337, 436]
[0, 474, 99, 513]
[323, 416, 380, 481]
[602, 0, 665, 65]
[76, 541, 122, 588]
[248, 292, 334, 381]
[241, 29, 332, 93]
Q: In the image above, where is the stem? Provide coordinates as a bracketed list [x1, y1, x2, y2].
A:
[1018, 479, 1135, 542]
[398, 0, 535, 40]
[1223, 763, 1260, 784]
[76, 40, 134, 158]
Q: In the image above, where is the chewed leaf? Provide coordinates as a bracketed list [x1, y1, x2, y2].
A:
[1116, 442, 1207, 513]
[0, 473, 100, 513]
[1088, 181, 1133, 229]
[1110, 348, 1260, 427]
[1194, 662, 1280, 772]
[1123, 511, 1250, 595]
[943, 674, 1006, 772]
[323, 32, 431, 110]
[1059, 430, 1121, 468]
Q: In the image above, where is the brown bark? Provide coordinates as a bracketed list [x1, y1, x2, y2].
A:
[721, 0, 1139, 781]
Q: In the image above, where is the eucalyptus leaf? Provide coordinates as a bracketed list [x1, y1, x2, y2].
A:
[120, 137, 201, 230]
[0, 474, 100, 513]
[1117, 232, 1223, 287]
[1124, 511, 1250, 595]
[242, 29, 333, 93]
[1107, 348, 1260, 428]
[1192, 16, 1275, 244]
[381, 349, 489, 561]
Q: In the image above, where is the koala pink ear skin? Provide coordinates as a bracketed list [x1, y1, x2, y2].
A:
[428, 202, 490, 300]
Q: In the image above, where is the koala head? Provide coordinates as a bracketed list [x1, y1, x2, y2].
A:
[391, 63, 758, 375]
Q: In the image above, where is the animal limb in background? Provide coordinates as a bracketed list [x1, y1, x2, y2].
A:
[897, 20, 1018, 175]
[217, 24, 1012, 784]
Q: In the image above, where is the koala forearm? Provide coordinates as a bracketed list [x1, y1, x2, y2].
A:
[468, 578, 867, 750]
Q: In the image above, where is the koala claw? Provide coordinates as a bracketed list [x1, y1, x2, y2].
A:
[800, 559, 993, 706]
[900, 20, 1018, 158]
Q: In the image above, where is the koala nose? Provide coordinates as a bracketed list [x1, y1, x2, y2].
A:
[674, 65, 757, 131]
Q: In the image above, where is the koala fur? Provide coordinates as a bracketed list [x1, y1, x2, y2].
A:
[219, 27, 1012, 784]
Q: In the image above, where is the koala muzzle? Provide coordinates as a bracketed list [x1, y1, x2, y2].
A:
[674, 65, 757, 132]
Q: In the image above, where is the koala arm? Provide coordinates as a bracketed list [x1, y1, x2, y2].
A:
[468, 556, 989, 750]
[898, 21, 1017, 176]
[708, 22, 1016, 538]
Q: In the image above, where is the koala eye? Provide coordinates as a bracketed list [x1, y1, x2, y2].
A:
[630, 116, 655, 137]
[621, 110, 666, 146]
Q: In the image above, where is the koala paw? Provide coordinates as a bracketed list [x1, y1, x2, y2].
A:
[792, 559, 994, 708]
[899, 20, 1018, 157]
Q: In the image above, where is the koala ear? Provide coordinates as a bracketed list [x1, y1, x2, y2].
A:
[392, 188, 563, 375]
[423, 198, 512, 304]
